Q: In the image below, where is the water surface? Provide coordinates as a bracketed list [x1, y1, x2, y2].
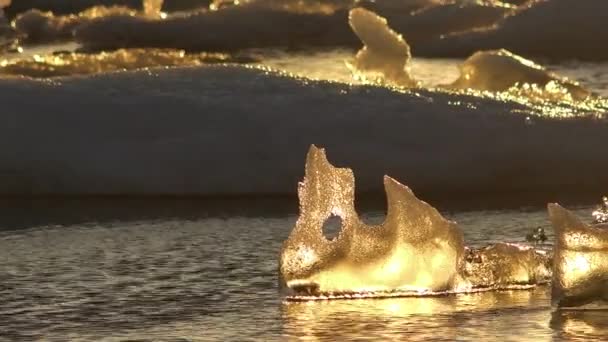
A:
[1, 200, 606, 341]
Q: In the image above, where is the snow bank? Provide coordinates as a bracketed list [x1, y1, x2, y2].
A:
[72, 0, 511, 52]
[417, 0, 608, 61]
[0, 64, 606, 197]
[4, 0, 140, 18]
[14, 6, 137, 43]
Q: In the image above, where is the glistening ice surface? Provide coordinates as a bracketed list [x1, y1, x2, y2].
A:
[1, 201, 606, 341]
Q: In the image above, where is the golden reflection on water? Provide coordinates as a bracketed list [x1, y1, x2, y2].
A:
[282, 287, 552, 341]
[551, 310, 608, 341]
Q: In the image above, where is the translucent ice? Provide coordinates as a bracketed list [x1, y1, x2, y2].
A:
[143, 0, 164, 17]
[279, 145, 465, 296]
[449, 49, 590, 101]
[348, 8, 416, 86]
[464, 243, 551, 289]
[279, 145, 553, 299]
[548, 204, 608, 308]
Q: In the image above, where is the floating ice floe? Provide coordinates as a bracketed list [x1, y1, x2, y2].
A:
[280, 145, 551, 299]
[417, 0, 608, 61]
[548, 204, 608, 308]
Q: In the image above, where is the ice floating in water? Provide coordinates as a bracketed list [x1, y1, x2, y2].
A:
[463, 243, 551, 289]
[280, 145, 466, 296]
[548, 204, 608, 308]
[348, 8, 416, 86]
[279, 145, 551, 299]
[0, 49, 253, 77]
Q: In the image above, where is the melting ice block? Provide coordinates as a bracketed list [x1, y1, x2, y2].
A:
[348, 8, 416, 86]
[464, 243, 551, 289]
[449, 49, 591, 101]
[279, 145, 465, 296]
[548, 204, 608, 308]
[279, 145, 553, 299]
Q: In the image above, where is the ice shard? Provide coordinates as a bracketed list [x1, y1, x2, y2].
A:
[348, 8, 416, 87]
[548, 204, 608, 307]
[143, 0, 164, 17]
[279, 145, 465, 296]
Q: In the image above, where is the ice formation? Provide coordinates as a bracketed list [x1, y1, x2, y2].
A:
[279, 145, 552, 298]
[280, 145, 466, 296]
[143, 0, 164, 17]
[348, 8, 591, 101]
[348, 8, 416, 86]
[418, 0, 608, 61]
[449, 49, 591, 101]
[463, 243, 551, 289]
[0, 49, 252, 77]
[548, 204, 608, 307]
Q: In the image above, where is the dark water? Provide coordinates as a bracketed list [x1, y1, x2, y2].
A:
[0, 199, 607, 341]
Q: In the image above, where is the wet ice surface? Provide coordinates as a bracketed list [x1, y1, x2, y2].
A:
[1, 200, 607, 341]
[260, 49, 608, 98]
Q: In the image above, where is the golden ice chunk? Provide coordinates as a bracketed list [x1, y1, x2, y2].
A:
[548, 204, 608, 307]
[279, 145, 466, 296]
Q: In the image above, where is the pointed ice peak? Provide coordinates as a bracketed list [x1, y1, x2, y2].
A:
[143, 0, 164, 17]
[548, 203, 608, 251]
[348, 8, 416, 86]
[548, 203, 608, 307]
[298, 145, 357, 223]
[383, 175, 459, 242]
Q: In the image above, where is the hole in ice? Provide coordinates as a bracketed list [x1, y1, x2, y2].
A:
[322, 215, 342, 241]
